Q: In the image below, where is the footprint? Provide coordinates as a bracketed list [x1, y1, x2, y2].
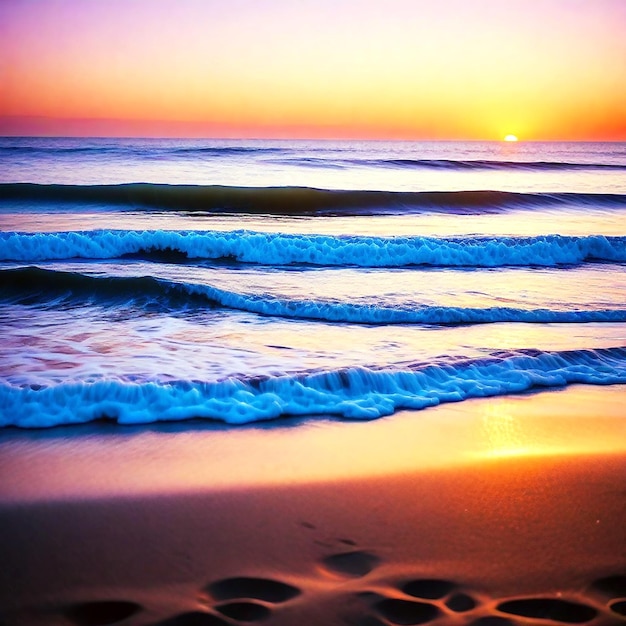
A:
[496, 598, 597, 623]
[591, 575, 626, 598]
[374, 598, 440, 625]
[64, 600, 142, 626]
[445, 592, 477, 612]
[610, 600, 626, 616]
[153, 612, 229, 626]
[321, 551, 381, 578]
[214, 602, 271, 622]
[207, 576, 301, 603]
[401, 579, 456, 600]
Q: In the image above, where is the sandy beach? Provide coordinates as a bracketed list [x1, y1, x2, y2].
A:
[1, 385, 625, 626]
[3, 0, 626, 623]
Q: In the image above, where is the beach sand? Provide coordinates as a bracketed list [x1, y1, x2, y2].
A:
[1, 385, 625, 626]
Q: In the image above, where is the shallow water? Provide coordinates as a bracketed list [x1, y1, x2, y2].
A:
[0, 138, 624, 427]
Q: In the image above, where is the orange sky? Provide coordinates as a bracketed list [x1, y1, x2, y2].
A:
[1, 0, 625, 140]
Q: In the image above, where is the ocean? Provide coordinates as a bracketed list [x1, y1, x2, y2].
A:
[0, 137, 625, 428]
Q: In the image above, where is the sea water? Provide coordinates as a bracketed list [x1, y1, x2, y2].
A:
[0, 138, 625, 428]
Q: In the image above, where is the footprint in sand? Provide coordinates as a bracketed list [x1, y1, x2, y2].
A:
[610, 600, 626, 616]
[496, 598, 598, 623]
[321, 550, 381, 578]
[589, 574, 626, 619]
[206, 576, 301, 604]
[64, 600, 142, 626]
[153, 568, 626, 625]
[364, 575, 480, 625]
[402, 578, 457, 600]
[154, 612, 229, 626]
[200, 576, 301, 623]
[445, 592, 477, 612]
[213, 601, 271, 622]
[490, 574, 626, 624]
[374, 598, 441, 625]
[590, 574, 626, 598]
[151, 577, 300, 625]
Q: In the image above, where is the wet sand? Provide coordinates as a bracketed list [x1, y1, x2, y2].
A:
[1, 385, 625, 625]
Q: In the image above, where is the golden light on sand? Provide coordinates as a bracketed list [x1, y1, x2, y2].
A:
[504, 134, 519, 142]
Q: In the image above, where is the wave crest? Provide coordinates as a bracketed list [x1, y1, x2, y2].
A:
[2, 230, 624, 268]
[2, 347, 624, 428]
[1, 183, 625, 215]
[2, 267, 625, 325]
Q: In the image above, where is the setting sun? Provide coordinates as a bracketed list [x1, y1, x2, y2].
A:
[504, 135, 519, 142]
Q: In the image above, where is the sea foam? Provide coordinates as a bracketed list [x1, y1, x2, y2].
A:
[2, 348, 625, 428]
[1, 230, 625, 268]
[2, 266, 625, 325]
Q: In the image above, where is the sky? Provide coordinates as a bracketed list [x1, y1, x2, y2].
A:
[0, 0, 625, 140]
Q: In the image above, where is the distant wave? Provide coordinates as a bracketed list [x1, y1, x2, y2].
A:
[3, 145, 625, 171]
[2, 230, 624, 268]
[169, 146, 287, 156]
[1, 183, 625, 215]
[362, 158, 626, 171]
[3, 267, 625, 325]
[2, 347, 625, 427]
[276, 157, 626, 172]
[0, 266, 208, 311]
[0, 145, 286, 157]
[0, 146, 100, 154]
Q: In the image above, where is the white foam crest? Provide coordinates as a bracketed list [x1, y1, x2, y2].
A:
[186, 281, 626, 323]
[1, 230, 625, 267]
[2, 348, 624, 428]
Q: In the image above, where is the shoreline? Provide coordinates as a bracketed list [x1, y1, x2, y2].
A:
[2, 384, 625, 500]
[1, 385, 626, 625]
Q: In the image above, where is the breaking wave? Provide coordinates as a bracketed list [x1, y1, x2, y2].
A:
[2, 266, 625, 325]
[2, 347, 625, 428]
[2, 230, 624, 268]
[278, 157, 626, 171]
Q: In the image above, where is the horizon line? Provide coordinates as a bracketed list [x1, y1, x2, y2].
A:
[1, 134, 625, 144]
